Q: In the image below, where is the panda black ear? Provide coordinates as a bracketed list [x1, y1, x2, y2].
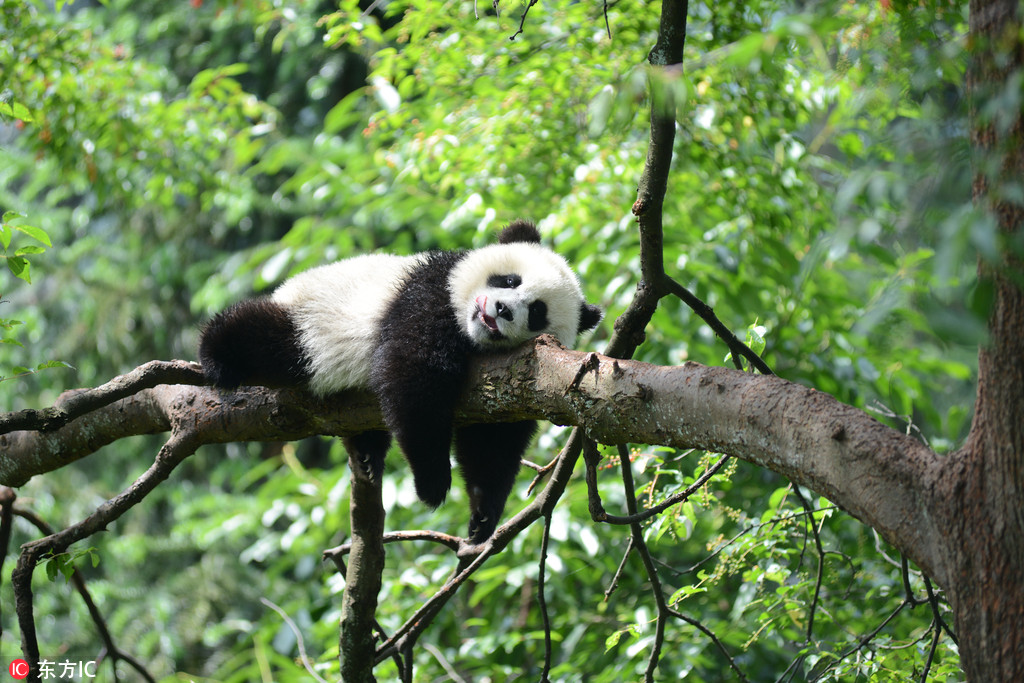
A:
[578, 303, 603, 334]
[498, 219, 542, 244]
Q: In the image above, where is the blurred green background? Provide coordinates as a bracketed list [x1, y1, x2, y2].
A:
[1, 0, 980, 679]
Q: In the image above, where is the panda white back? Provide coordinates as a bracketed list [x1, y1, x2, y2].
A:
[273, 252, 428, 395]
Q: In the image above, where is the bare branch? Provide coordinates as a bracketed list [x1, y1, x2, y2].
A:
[615, 444, 670, 682]
[0, 360, 204, 436]
[599, 453, 731, 526]
[261, 598, 328, 683]
[663, 276, 773, 375]
[325, 529, 463, 557]
[537, 514, 554, 682]
[508, 0, 537, 41]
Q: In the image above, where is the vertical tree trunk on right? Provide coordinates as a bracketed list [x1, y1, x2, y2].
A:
[939, 0, 1024, 678]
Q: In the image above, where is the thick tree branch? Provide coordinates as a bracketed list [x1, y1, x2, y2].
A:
[0, 381, 383, 487]
[0, 336, 946, 586]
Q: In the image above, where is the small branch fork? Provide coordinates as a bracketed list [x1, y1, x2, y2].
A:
[0, 360, 204, 436]
[0, 498, 157, 683]
[5, 430, 200, 683]
[582, 442, 748, 681]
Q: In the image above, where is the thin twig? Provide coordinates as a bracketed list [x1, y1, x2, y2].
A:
[604, 536, 633, 602]
[325, 528, 462, 557]
[260, 598, 328, 683]
[423, 643, 467, 683]
[662, 276, 774, 375]
[790, 486, 825, 644]
[537, 514, 554, 682]
[509, 0, 537, 40]
[668, 607, 750, 682]
[600, 454, 731, 525]
[616, 444, 667, 681]
[683, 506, 838, 578]
[376, 549, 495, 663]
[808, 600, 911, 682]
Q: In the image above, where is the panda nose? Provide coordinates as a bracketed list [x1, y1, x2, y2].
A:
[495, 301, 514, 322]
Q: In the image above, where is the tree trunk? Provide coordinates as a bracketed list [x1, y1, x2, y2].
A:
[941, 0, 1024, 678]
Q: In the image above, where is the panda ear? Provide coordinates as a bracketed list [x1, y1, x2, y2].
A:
[498, 219, 542, 244]
[578, 303, 603, 334]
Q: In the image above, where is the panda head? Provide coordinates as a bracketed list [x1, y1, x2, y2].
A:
[448, 220, 603, 349]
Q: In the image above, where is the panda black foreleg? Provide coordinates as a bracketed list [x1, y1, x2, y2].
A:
[371, 343, 464, 510]
[381, 402, 456, 509]
[342, 430, 391, 482]
[455, 420, 538, 544]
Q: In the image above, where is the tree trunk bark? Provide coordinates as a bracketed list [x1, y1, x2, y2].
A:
[942, 0, 1024, 678]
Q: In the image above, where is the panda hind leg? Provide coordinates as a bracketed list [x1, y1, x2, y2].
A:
[454, 421, 537, 544]
[343, 430, 392, 482]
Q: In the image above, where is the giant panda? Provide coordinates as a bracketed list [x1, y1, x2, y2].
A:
[199, 219, 602, 543]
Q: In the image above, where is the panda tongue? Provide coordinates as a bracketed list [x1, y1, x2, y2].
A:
[476, 295, 499, 331]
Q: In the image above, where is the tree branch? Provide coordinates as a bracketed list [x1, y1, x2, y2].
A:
[339, 443, 387, 683]
[1, 335, 947, 587]
[0, 360, 205, 435]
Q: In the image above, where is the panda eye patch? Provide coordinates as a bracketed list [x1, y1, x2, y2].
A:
[487, 274, 522, 289]
[527, 300, 548, 332]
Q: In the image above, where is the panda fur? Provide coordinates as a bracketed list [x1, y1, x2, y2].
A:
[199, 220, 602, 543]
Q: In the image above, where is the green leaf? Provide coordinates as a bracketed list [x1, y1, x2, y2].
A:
[6, 256, 30, 283]
[12, 222, 52, 247]
[36, 360, 73, 371]
[0, 102, 33, 122]
[746, 323, 767, 356]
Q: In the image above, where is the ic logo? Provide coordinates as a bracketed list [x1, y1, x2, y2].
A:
[8, 660, 29, 680]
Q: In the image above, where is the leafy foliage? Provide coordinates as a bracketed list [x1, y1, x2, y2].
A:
[0, 0, 982, 679]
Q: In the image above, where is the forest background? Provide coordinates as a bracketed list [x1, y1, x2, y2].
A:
[0, 0, 988, 680]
